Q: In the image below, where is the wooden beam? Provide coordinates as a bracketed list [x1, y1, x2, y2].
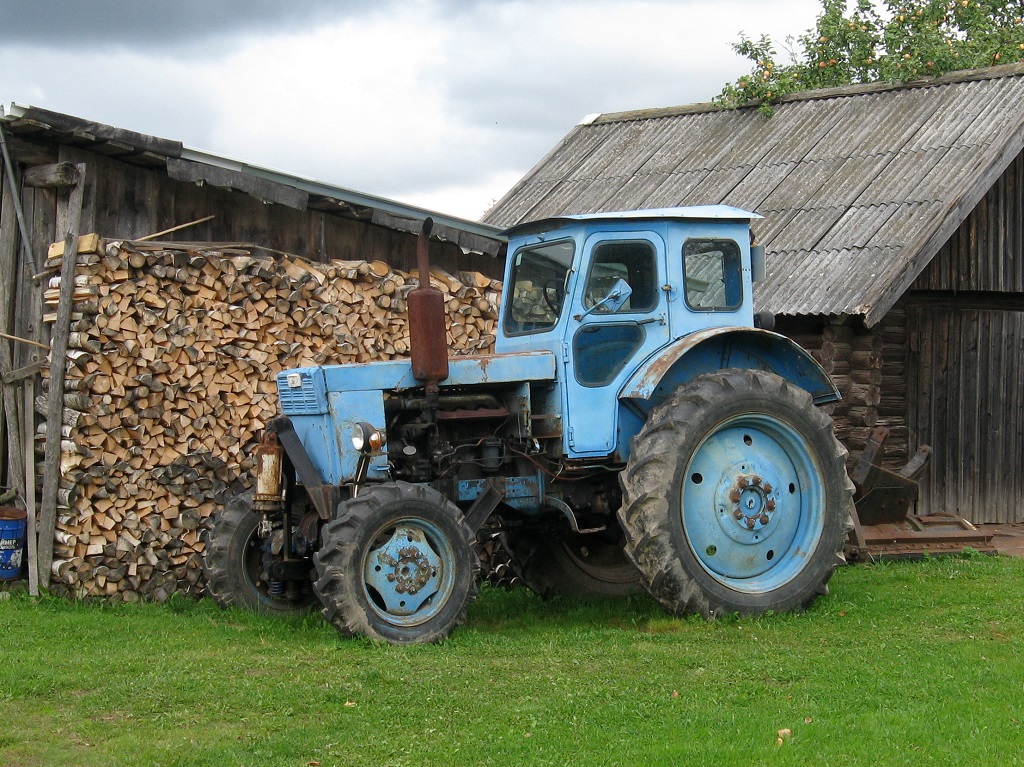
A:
[2, 359, 45, 384]
[0, 151, 27, 561]
[0, 330, 50, 351]
[46, 233, 99, 260]
[0, 123, 40, 273]
[24, 379, 38, 596]
[24, 162, 81, 190]
[134, 214, 215, 242]
[37, 162, 86, 590]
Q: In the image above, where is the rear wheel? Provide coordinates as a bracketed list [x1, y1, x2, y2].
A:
[504, 528, 640, 599]
[314, 482, 479, 644]
[619, 369, 853, 617]
[202, 492, 312, 614]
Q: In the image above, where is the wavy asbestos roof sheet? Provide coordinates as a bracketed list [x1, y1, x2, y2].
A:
[484, 64, 1024, 325]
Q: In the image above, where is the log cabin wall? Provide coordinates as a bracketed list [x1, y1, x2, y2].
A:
[775, 312, 910, 474]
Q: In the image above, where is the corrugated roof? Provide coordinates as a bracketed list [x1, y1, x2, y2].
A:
[0, 103, 505, 257]
[483, 64, 1024, 325]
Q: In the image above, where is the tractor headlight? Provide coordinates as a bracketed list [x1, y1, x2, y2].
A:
[351, 422, 386, 454]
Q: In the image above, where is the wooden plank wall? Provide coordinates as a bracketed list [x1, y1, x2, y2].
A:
[903, 147, 1024, 523]
[915, 150, 1024, 294]
[58, 146, 503, 279]
[0, 158, 54, 480]
[906, 302, 1024, 522]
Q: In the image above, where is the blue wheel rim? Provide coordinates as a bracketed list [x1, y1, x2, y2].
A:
[681, 413, 825, 594]
[362, 517, 456, 627]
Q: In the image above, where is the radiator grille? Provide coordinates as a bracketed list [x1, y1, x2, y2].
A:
[276, 370, 327, 415]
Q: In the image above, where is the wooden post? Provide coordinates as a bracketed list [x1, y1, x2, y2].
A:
[37, 163, 85, 589]
[23, 378, 38, 595]
[0, 157, 27, 547]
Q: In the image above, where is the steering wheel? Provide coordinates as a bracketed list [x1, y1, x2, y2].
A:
[543, 279, 564, 314]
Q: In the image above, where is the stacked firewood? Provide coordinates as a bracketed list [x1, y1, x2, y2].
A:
[40, 236, 501, 602]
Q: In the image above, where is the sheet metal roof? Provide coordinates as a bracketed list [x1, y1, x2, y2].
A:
[1, 103, 504, 257]
[484, 64, 1024, 325]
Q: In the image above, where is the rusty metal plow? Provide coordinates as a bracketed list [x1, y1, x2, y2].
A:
[845, 426, 995, 561]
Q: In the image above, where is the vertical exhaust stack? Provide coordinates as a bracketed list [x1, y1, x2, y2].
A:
[407, 217, 449, 392]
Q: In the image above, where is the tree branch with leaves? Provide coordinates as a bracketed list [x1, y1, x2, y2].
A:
[717, 0, 1024, 116]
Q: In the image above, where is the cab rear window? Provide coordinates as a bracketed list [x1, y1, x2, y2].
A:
[683, 239, 742, 311]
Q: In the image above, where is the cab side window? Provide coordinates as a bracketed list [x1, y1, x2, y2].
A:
[683, 239, 742, 311]
[584, 241, 657, 313]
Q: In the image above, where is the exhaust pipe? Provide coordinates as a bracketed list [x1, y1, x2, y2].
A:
[407, 217, 449, 391]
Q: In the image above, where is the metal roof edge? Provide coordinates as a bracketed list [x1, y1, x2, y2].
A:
[863, 109, 1024, 326]
[590, 62, 1024, 126]
[179, 146, 504, 245]
[3, 102, 505, 253]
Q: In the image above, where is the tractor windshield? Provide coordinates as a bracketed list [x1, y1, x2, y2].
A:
[503, 239, 575, 335]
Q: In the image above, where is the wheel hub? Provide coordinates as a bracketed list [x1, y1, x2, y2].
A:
[382, 545, 433, 595]
[728, 474, 777, 532]
[711, 463, 785, 547]
[364, 525, 443, 616]
[682, 417, 819, 586]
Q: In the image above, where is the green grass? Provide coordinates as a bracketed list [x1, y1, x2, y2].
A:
[2, 554, 1023, 766]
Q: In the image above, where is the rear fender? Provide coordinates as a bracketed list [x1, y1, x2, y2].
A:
[619, 327, 839, 415]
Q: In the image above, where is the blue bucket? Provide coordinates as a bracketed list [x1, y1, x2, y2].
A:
[0, 507, 27, 580]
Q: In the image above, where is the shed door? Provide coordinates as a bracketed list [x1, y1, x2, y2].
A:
[907, 304, 1024, 523]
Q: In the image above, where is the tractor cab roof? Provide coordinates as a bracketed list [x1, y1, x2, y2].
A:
[500, 205, 762, 239]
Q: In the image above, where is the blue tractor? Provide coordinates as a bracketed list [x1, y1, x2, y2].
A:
[202, 207, 854, 643]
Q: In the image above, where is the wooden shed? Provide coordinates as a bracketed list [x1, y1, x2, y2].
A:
[0, 105, 505, 594]
[483, 64, 1024, 524]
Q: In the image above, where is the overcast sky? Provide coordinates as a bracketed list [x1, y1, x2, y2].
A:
[1, 0, 823, 220]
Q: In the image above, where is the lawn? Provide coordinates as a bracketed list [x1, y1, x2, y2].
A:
[1, 553, 1022, 767]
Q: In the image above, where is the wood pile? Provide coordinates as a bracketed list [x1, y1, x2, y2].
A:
[38, 235, 502, 602]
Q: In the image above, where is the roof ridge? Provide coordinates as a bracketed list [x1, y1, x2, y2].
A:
[591, 62, 1024, 126]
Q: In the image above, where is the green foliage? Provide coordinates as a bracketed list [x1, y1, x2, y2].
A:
[2, 556, 1024, 766]
[717, 0, 1024, 115]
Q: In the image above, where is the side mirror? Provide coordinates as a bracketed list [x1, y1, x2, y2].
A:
[576, 278, 633, 320]
[751, 244, 766, 283]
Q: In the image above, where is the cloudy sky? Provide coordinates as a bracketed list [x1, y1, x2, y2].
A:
[1, 0, 823, 220]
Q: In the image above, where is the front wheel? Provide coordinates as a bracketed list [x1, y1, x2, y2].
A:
[313, 482, 479, 644]
[202, 492, 313, 614]
[619, 369, 853, 617]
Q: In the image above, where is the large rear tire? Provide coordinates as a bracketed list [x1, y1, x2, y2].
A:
[202, 492, 312, 614]
[619, 369, 853, 617]
[313, 482, 479, 644]
[504, 528, 640, 599]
